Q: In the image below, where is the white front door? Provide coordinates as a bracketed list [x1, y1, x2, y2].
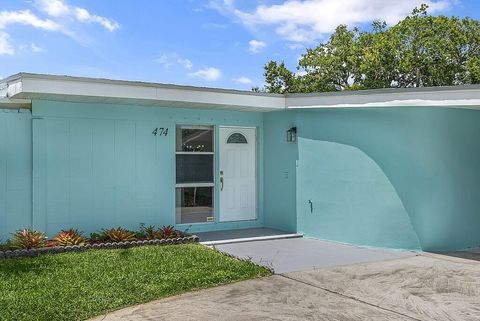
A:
[219, 127, 256, 222]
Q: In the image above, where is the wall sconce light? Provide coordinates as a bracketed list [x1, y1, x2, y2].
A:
[286, 126, 297, 143]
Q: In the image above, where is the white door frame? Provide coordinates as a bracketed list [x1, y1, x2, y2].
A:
[218, 126, 257, 222]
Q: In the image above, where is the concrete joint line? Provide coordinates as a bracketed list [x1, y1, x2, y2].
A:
[278, 274, 422, 321]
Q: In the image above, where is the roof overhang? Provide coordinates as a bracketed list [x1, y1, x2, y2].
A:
[2, 73, 480, 111]
[0, 98, 31, 109]
[1, 73, 285, 112]
[286, 86, 480, 109]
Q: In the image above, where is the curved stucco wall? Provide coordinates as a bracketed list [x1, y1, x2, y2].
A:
[264, 107, 480, 251]
[296, 138, 421, 250]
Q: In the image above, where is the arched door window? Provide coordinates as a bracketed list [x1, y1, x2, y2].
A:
[227, 132, 248, 144]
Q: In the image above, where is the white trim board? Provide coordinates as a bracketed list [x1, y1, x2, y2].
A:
[2, 73, 284, 112]
[2, 73, 480, 111]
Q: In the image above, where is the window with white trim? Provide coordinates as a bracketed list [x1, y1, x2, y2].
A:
[175, 125, 214, 224]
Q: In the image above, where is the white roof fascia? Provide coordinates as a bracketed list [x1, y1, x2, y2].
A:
[6, 73, 285, 112]
[3, 73, 480, 111]
[286, 87, 480, 110]
[0, 78, 31, 109]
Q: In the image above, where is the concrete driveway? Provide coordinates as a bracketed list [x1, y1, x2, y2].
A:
[90, 252, 480, 321]
[89, 238, 480, 321]
[214, 237, 415, 273]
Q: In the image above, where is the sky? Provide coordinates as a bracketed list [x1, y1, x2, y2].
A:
[1, 0, 480, 90]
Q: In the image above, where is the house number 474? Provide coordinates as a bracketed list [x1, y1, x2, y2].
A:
[152, 127, 168, 136]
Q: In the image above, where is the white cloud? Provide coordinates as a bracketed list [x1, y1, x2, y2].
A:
[18, 42, 45, 53]
[0, 10, 60, 56]
[0, 10, 61, 31]
[155, 53, 193, 70]
[30, 43, 44, 52]
[37, 0, 70, 17]
[177, 58, 193, 70]
[155, 53, 172, 67]
[233, 76, 252, 85]
[0, 1, 119, 55]
[248, 39, 266, 53]
[74, 8, 119, 32]
[213, 0, 453, 43]
[201, 23, 228, 30]
[0, 32, 14, 55]
[35, 0, 119, 32]
[288, 43, 304, 50]
[207, 0, 236, 15]
[189, 67, 222, 81]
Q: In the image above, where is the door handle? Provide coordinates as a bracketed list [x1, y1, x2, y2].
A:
[220, 170, 224, 191]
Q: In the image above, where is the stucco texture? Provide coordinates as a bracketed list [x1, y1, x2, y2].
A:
[0, 109, 32, 241]
[264, 107, 480, 251]
[31, 100, 265, 237]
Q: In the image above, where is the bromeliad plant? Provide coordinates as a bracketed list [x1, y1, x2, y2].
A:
[101, 227, 137, 243]
[0, 224, 186, 252]
[137, 224, 179, 240]
[137, 224, 158, 240]
[10, 229, 47, 249]
[54, 229, 86, 246]
[159, 225, 177, 239]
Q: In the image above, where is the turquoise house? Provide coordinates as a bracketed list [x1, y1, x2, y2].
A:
[1, 73, 480, 252]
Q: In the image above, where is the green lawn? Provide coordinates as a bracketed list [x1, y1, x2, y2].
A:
[0, 244, 271, 321]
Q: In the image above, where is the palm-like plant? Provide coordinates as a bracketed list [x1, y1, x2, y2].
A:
[54, 229, 86, 246]
[101, 227, 137, 242]
[159, 225, 177, 239]
[11, 229, 47, 249]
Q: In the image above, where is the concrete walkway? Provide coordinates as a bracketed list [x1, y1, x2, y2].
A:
[195, 228, 293, 242]
[90, 253, 480, 321]
[215, 237, 415, 273]
[196, 227, 302, 246]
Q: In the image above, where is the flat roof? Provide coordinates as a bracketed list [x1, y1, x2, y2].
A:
[0, 73, 285, 112]
[2, 72, 480, 111]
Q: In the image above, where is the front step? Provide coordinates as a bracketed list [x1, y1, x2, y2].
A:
[200, 233, 303, 246]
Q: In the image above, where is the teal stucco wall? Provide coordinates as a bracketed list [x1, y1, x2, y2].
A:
[0, 109, 32, 241]
[296, 138, 421, 250]
[263, 110, 297, 233]
[263, 107, 480, 251]
[32, 100, 265, 237]
[2, 99, 479, 251]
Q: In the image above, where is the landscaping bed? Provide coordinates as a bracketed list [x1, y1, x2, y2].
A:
[0, 243, 272, 321]
[0, 225, 198, 260]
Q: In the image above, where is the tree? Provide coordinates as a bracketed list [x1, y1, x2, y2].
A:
[263, 61, 297, 94]
[261, 5, 480, 93]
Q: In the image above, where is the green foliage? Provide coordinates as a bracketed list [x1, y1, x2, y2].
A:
[101, 227, 137, 243]
[89, 232, 107, 242]
[262, 5, 480, 93]
[0, 224, 186, 249]
[54, 229, 86, 246]
[467, 57, 480, 83]
[263, 61, 297, 94]
[0, 244, 271, 321]
[159, 225, 178, 239]
[10, 229, 47, 250]
[137, 223, 159, 240]
[137, 224, 179, 240]
[299, 25, 362, 91]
